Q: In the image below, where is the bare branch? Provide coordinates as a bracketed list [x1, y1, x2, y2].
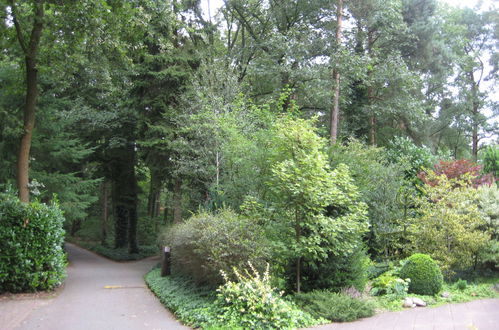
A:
[8, 0, 28, 54]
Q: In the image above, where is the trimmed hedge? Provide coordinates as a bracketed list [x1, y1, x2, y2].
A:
[0, 194, 67, 292]
[400, 253, 443, 295]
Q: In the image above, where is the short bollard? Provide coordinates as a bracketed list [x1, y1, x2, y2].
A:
[161, 246, 171, 277]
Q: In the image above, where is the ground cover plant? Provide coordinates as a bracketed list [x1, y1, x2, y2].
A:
[145, 268, 218, 328]
[293, 290, 376, 322]
[372, 277, 499, 311]
[145, 266, 322, 329]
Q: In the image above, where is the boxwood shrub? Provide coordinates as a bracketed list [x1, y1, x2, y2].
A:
[399, 253, 443, 295]
[0, 193, 67, 292]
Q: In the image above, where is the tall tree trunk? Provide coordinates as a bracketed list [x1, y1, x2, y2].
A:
[173, 177, 182, 223]
[147, 170, 162, 218]
[369, 102, 377, 146]
[113, 178, 128, 249]
[101, 181, 109, 246]
[295, 208, 301, 293]
[469, 71, 479, 161]
[111, 138, 138, 251]
[127, 162, 139, 254]
[367, 30, 376, 146]
[330, 0, 343, 144]
[11, 0, 45, 202]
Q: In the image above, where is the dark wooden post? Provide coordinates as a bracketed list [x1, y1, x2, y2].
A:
[161, 246, 171, 276]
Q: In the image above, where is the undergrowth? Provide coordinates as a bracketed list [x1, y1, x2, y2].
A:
[67, 237, 157, 261]
[374, 280, 499, 311]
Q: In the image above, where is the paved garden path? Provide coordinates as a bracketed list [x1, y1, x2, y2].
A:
[1, 244, 498, 330]
[0, 243, 187, 330]
[309, 298, 499, 330]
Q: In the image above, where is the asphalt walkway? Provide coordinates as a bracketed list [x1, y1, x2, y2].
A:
[0, 243, 187, 330]
[1, 244, 498, 330]
[309, 298, 499, 330]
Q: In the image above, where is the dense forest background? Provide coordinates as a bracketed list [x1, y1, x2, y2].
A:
[1, 0, 498, 256]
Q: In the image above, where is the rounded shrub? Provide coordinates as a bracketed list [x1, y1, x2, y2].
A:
[399, 253, 443, 295]
[159, 209, 270, 285]
[0, 194, 67, 292]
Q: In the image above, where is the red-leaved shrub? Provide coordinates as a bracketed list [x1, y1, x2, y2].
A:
[418, 159, 494, 188]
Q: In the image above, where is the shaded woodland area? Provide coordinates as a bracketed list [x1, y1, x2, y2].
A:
[1, 0, 497, 256]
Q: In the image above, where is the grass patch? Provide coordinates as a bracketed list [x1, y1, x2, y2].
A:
[67, 237, 158, 261]
[373, 278, 499, 311]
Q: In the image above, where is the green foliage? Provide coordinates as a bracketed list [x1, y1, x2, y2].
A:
[214, 264, 319, 330]
[0, 193, 66, 292]
[482, 145, 499, 178]
[386, 136, 437, 180]
[328, 140, 410, 259]
[477, 185, 499, 239]
[455, 279, 468, 290]
[145, 268, 218, 328]
[373, 277, 499, 312]
[476, 184, 499, 271]
[299, 247, 370, 292]
[159, 209, 270, 285]
[267, 117, 368, 290]
[371, 271, 410, 298]
[410, 171, 491, 273]
[399, 254, 443, 295]
[293, 290, 376, 322]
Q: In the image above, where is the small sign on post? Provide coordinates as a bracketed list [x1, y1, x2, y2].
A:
[161, 246, 171, 277]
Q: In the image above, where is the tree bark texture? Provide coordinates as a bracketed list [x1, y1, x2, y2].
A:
[101, 181, 109, 246]
[147, 170, 163, 218]
[12, 0, 45, 202]
[469, 70, 479, 161]
[330, 0, 343, 144]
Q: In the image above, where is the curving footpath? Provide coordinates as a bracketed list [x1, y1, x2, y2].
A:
[1, 244, 498, 330]
[0, 243, 187, 330]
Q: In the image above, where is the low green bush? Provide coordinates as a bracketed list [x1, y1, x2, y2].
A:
[293, 290, 376, 322]
[214, 264, 319, 329]
[371, 271, 410, 297]
[159, 209, 270, 285]
[0, 194, 66, 292]
[400, 253, 443, 295]
[455, 279, 468, 291]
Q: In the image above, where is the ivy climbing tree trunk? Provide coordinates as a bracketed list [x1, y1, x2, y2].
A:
[10, 0, 45, 202]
